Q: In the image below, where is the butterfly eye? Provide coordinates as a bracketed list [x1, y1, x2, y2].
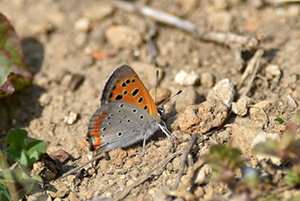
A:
[157, 107, 164, 116]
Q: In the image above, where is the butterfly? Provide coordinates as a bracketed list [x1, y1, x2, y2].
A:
[87, 65, 177, 154]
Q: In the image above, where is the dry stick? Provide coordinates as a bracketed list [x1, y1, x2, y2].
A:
[58, 152, 106, 179]
[114, 1, 258, 49]
[241, 49, 264, 97]
[171, 133, 198, 190]
[113, 151, 182, 201]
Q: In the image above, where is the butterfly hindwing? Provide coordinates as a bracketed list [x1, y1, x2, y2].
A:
[87, 101, 159, 151]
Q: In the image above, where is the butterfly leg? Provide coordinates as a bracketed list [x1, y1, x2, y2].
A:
[159, 122, 174, 141]
[142, 137, 147, 156]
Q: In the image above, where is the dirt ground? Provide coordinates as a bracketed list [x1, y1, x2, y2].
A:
[1, 0, 300, 200]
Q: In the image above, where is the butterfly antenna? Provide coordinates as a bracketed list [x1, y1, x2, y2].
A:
[158, 90, 182, 109]
[155, 70, 159, 104]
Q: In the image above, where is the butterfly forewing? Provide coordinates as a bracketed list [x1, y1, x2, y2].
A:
[100, 65, 158, 118]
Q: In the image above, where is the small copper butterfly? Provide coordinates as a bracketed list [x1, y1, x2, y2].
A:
[87, 65, 176, 153]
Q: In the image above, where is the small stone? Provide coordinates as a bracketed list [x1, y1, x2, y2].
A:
[155, 56, 168, 67]
[61, 74, 73, 87]
[251, 132, 281, 165]
[149, 87, 171, 104]
[99, 159, 109, 172]
[265, 64, 281, 79]
[64, 111, 78, 125]
[84, 3, 114, 21]
[195, 164, 212, 184]
[44, 170, 56, 181]
[87, 167, 95, 176]
[174, 70, 200, 86]
[56, 186, 69, 198]
[217, 131, 230, 142]
[232, 96, 252, 116]
[109, 148, 128, 166]
[180, 0, 198, 12]
[74, 18, 90, 32]
[105, 25, 142, 48]
[39, 93, 52, 106]
[209, 11, 232, 32]
[176, 98, 228, 134]
[75, 32, 87, 47]
[69, 192, 80, 201]
[200, 71, 214, 88]
[172, 157, 181, 172]
[231, 123, 263, 159]
[175, 86, 198, 113]
[166, 162, 173, 172]
[207, 79, 235, 108]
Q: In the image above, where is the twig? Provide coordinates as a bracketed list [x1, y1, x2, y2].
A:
[114, 1, 258, 49]
[240, 49, 264, 97]
[58, 152, 105, 179]
[172, 133, 198, 190]
[112, 151, 182, 201]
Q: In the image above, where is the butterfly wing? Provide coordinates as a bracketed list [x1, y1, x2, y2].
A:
[87, 101, 159, 151]
[100, 65, 158, 119]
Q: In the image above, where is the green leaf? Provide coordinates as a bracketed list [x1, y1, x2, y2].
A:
[0, 183, 11, 201]
[25, 140, 46, 156]
[4, 142, 22, 162]
[20, 150, 29, 167]
[0, 13, 33, 99]
[274, 117, 284, 124]
[6, 129, 27, 148]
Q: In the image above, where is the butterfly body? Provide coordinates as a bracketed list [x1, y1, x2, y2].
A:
[87, 65, 171, 152]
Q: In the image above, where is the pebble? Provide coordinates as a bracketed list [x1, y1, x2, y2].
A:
[155, 56, 168, 67]
[166, 162, 173, 172]
[232, 96, 252, 116]
[176, 97, 228, 134]
[217, 130, 231, 142]
[105, 25, 142, 48]
[265, 64, 281, 79]
[69, 192, 80, 201]
[200, 71, 214, 88]
[175, 86, 197, 113]
[231, 123, 264, 159]
[44, 170, 56, 181]
[39, 93, 52, 106]
[207, 79, 235, 108]
[64, 111, 78, 125]
[174, 70, 200, 86]
[74, 18, 90, 32]
[180, 0, 198, 12]
[195, 164, 212, 184]
[172, 157, 182, 172]
[56, 186, 69, 198]
[99, 159, 109, 172]
[149, 87, 171, 104]
[87, 167, 96, 176]
[75, 32, 87, 47]
[84, 3, 114, 21]
[251, 132, 281, 165]
[209, 11, 232, 32]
